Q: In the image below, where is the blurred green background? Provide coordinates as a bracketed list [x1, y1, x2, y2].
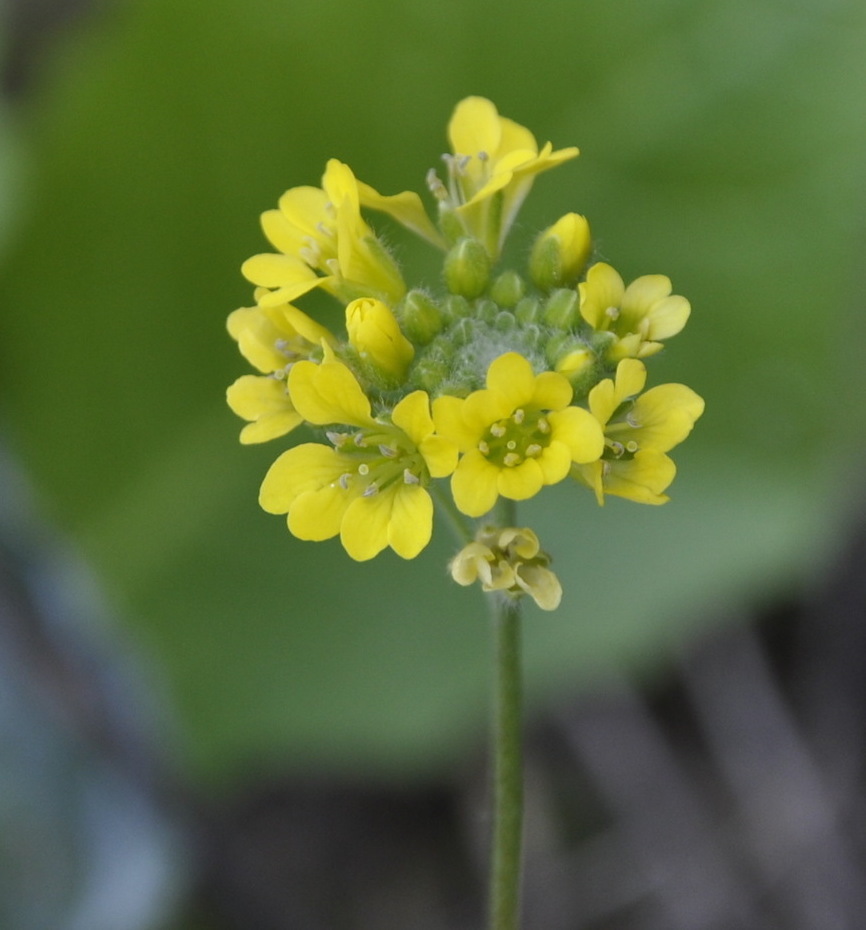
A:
[2, 0, 866, 790]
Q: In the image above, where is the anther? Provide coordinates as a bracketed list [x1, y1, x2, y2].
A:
[379, 444, 398, 458]
[536, 417, 550, 434]
[338, 473, 352, 490]
[607, 440, 625, 457]
[478, 440, 490, 455]
[605, 305, 620, 321]
[626, 413, 641, 427]
[513, 408, 525, 424]
[353, 433, 367, 447]
[503, 452, 522, 467]
[525, 443, 542, 457]
[490, 423, 506, 438]
[363, 483, 379, 497]
[426, 168, 448, 200]
[403, 469, 420, 485]
[326, 431, 347, 446]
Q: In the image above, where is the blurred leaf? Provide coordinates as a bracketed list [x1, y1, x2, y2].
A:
[1, 0, 865, 782]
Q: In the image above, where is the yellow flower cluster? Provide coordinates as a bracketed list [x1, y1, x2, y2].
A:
[227, 97, 704, 604]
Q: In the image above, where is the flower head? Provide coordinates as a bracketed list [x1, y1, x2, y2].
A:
[242, 160, 406, 307]
[580, 262, 691, 361]
[433, 352, 604, 517]
[573, 358, 705, 504]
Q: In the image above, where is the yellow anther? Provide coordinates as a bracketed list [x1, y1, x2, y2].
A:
[503, 452, 522, 467]
[478, 440, 490, 455]
[536, 417, 550, 434]
[525, 443, 542, 457]
[513, 408, 525, 424]
[490, 423, 507, 438]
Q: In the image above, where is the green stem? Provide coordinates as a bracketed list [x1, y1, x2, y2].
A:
[430, 480, 475, 544]
[488, 498, 523, 930]
[489, 591, 523, 930]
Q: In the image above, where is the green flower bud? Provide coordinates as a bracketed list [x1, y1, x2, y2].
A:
[494, 311, 517, 333]
[441, 294, 471, 325]
[444, 237, 491, 299]
[543, 288, 580, 330]
[438, 205, 465, 247]
[413, 356, 452, 393]
[514, 296, 542, 324]
[490, 270, 526, 308]
[398, 289, 443, 344]
[529, 213, 592, 291]
[546, 333, 598, 392]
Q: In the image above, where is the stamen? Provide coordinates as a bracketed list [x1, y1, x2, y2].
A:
[525, 444, 542, 457]
[503, 452, 522, 467]
[626, 413, 641, 427]
[326, 431, 347, 446]
[426, 168, 448, 201]
[605, 305, 620, 321]
[536, 417, 550, 434]
[607, 440, 625, 457]
[379, 444, 398, 458]
[478, 440, 490, 455]
[403, 469, 420, 485]
[338, 473, 352, 490]
[363, 483, 379, 497]
[490, 423, 506, 438]
[513, 408, 525, 424]
[354, 433, 367, 447]
[315, 221, 334, 238]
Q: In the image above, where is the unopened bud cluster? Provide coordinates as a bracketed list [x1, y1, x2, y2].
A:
[226, 96, 704, 607]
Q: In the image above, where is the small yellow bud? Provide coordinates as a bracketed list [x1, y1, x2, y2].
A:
[529, 213, 591, 291]
[345, 297, 414, 382]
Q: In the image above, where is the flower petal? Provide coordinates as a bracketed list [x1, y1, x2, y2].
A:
[340, 491, 392, 561]
[547, 407, 605, 463]
[485, 353, 535, 408]
[288, 357, 373, 426]
[289, 485, 351, 540]
[387, 484, 434, 559]
[497, 458, 544, 501]
[259, 444, 345, 514]
[451, 451, 500, 517]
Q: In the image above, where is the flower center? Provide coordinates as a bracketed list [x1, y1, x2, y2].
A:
[329, 426, 425, 495]
[478, 408, 551, 468]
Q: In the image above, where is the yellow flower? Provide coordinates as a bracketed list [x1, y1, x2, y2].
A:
[227, 289, 336, 375]
[450, 526, 562, 610]
[259, 349, 457, 560]
[242, 159, 405, 307]
[573, 358, 704, 504]
[433, 352, 604, 517]
[579, 262, 691, 360]
[345, 297, 414, 382]
[440, 96, 579, 258]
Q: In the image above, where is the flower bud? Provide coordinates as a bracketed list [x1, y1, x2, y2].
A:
[514, 296, 542, 324]
[444, 237, 491, 299]
[345, 297, 414, 381]
[543, 288, 580, 330]
[398, 289, 443, 344]
[490, 271, 526, 308]
[529, 213, 591, 291]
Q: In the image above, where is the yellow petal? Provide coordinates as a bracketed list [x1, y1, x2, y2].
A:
[515, 564, 562, 611]
[289, 485, 351, 540]
[644, 295, 690, 340]
[419, 436, 459, 478]
[497, 458, 544, 500]
[547, 407, 605, 463]
[431, 395, 479, 451]
[485, 353, 535, 408]
[534, 440, 573, 484]
[391, 391, 433, 444]
[448, 96, 502, 160]
[604, 450, 676, 504]
[530, 370, 572, 411]
[387, 484, 434, 559]
[451, 451, 500, 517]
[340, 492, 391, 560]
[288, 358, 373, 426]
[241, 253, 314, 288]
[630, 384, 704, 451]
[259, 444, 344, 514]
[356, 181, 445, 248]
